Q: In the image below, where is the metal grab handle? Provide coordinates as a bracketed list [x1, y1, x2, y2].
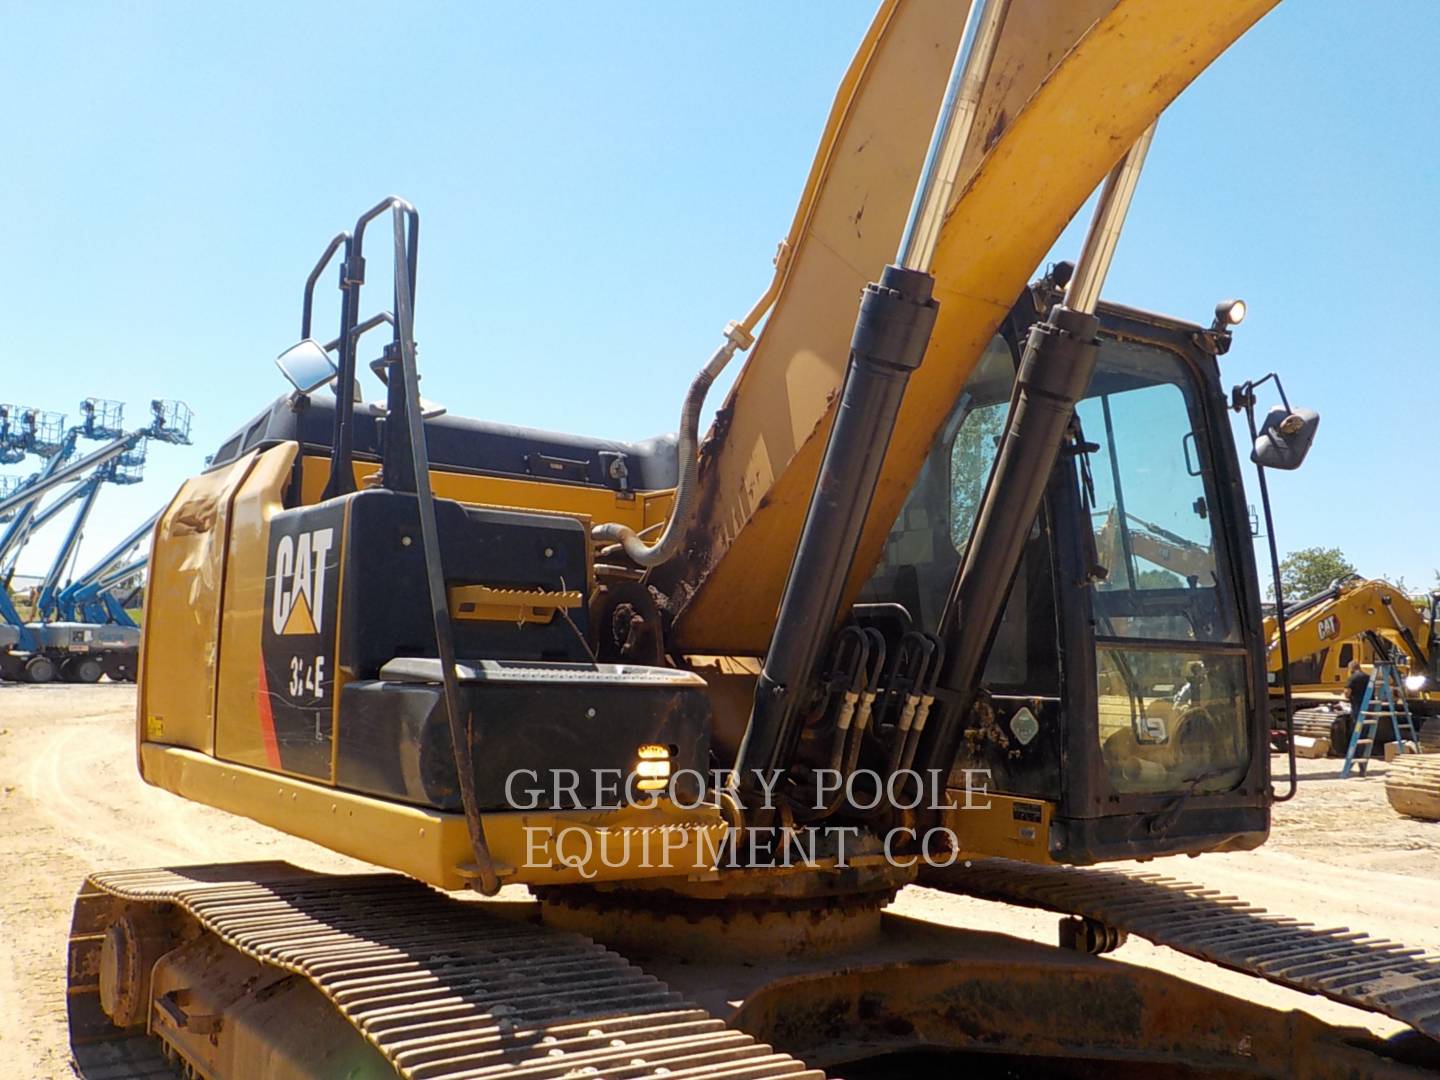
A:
[1182, 430, 1203, 477]
[387, 201, 499, 894]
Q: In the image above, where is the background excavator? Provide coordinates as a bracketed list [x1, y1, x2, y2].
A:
[1265, 576, 1440, 754]
[1094, 506, 1219, 590]
[65, 1, 1440, 1077]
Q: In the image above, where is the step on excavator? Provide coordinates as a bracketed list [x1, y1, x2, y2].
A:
[67, 1, 1440, 1077]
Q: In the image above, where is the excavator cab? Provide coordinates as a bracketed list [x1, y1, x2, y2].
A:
[860, 276, 1270, 862]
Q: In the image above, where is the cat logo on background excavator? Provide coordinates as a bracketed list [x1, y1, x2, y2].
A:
[271, 528, 335, 637]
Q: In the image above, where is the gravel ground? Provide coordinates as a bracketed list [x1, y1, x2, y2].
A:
[1, 684, 1437, 1077]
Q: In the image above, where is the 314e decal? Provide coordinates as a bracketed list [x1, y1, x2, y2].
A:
[261, 505, 344, 778]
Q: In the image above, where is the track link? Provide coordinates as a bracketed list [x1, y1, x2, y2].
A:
[1386, 755, 1440, 821]
[68, 862, 824, 1079]
[926, 858, 1440, 1040]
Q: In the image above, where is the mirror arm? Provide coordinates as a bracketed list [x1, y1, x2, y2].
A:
[298, 232, 357, 502]
[323, 254, 363, 501]
[1233, 385, 1297, 802]
[379, 339, 416, 492]
[1234, 372, 1291, 413]
[325, 311, 396, 356]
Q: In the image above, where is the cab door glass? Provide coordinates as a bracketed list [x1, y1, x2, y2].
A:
[1097, 649, 1248, 794]
[1076, 341, 1236, 644]
[1078, 339, 1249, 795]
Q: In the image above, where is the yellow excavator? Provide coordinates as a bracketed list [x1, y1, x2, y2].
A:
[1264, 576, 1439, 752]
[65, 2, 1440, 1077]
[1094, 506, 1218, 590]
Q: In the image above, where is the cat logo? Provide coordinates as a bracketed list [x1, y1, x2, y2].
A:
[1318, 614, 1340, 640]
[271, 528, 335, 636]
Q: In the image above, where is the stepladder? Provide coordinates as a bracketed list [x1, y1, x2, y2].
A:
[1341, 662, 1421, 777]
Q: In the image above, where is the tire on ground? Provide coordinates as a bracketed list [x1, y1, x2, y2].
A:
[25, 655, 56, 684]
[100, 652, 137, 683]
[65, 656, 104, 684]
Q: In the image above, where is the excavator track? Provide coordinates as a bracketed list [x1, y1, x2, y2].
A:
[67, 863, 823, 1080]
[1386, 754, 1440, 821]
[926, 858, 1440, 1041]
[1289, 704, 1348, 755]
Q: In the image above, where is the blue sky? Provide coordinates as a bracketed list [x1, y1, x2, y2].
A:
[3, 2, 1437, 593]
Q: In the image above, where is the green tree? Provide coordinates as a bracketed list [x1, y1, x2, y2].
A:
[948, 402, 1008, 548]
[1274, 546, 1357, 601]
[1384, 577, 1432, 614]
[1136, 568, 1185, 590]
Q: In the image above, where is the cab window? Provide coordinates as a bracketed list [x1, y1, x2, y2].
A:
[1080, 340, 1249, 795]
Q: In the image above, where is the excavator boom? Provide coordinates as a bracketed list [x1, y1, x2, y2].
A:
[652, 0, 1279, 654]
[1267, 577, 1435, 678]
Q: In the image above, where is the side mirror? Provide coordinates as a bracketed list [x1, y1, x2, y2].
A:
[1252, 405, 1319, 471]
[276, 339, 339, 394]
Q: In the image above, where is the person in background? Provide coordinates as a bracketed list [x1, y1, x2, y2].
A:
[1173, 661, 1206, 708]
[1346, 660, 1370, 724]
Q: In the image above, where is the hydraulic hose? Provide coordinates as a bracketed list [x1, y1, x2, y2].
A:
[592, 321, 753, 568]
[590, 0, 905, 572]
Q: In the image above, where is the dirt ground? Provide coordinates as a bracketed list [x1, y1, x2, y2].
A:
[2, 685, 1438, 1078]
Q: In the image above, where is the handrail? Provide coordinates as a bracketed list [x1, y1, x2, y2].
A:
[301, 232, 350, 342]
[384, 199, 498, 894]
[321, 197, 420, 501]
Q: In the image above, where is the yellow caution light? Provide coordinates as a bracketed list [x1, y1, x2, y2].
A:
[635, 745, 672, 792]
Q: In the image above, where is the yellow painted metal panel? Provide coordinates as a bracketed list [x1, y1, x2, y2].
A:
[214, 444, 299, 770]
[296, 455, 673, 535]
[941, 791, 1056, 865]
[137, 453, 259, 756]
[141, 742, 730, 893]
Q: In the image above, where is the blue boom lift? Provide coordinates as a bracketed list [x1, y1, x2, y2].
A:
[0, 399, 191, 683]
[0, 399, 132, 577]
[53, 509, 159, 627]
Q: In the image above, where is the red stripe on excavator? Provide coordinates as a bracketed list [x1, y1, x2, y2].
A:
[257, 658, 281, 769]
